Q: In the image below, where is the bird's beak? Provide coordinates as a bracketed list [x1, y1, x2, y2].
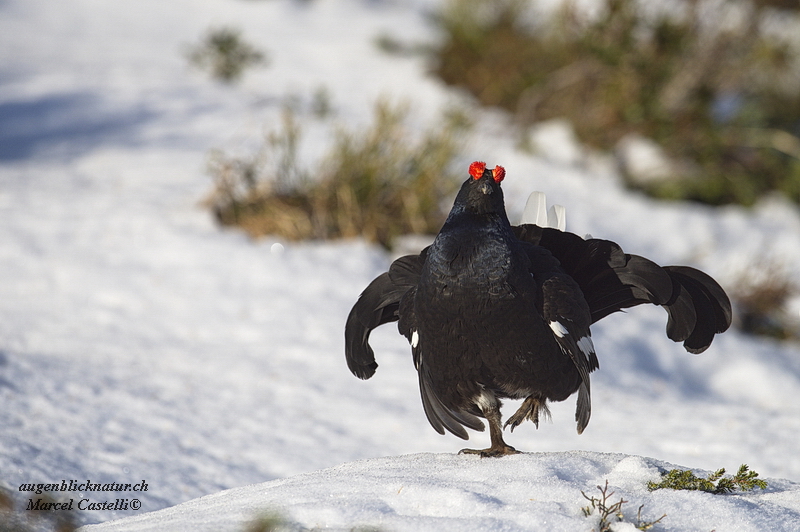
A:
[479, 181, 493, 195]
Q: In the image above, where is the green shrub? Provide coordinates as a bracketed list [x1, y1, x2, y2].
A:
[648, 464, 768, 494]
[432, 0, 800, 206]
[208, 100, 469, 248]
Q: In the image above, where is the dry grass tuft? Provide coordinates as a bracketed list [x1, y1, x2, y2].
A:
[207, 100, 470, 249]
[731, 259, 800, 339]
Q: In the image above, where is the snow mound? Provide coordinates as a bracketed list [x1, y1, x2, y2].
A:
[81, 452, 800, 532]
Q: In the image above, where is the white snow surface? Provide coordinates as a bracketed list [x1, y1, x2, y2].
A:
[82, 453, 800, 532]
[1, 0, 800, 530]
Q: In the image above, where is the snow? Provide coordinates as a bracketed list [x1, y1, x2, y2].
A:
[79, 454, 800, 532]
[1, 0, 800, 531]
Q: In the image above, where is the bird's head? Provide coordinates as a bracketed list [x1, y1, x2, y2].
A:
[449, 161, 507, 217]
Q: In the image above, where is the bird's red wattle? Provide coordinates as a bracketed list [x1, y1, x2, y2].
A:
[469, 161, 487, 180]
[492, 165, 505, 183]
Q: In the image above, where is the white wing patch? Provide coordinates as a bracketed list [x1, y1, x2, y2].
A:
[577, 335, 595, 356]
[549, 320, 569, 338]
[411, 329, 419, 348]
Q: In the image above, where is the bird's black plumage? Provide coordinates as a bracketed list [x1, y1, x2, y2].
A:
[345, 162, 732, 456]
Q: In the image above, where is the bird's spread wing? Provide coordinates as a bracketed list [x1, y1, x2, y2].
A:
[345, 247, 485, 438]
[344, 251, 426, 379]
[663, 266, 732, 353]
[513, 224, 731, 353]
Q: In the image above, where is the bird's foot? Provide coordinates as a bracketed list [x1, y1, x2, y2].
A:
[503, 409, 529, 432]
[458, 444, 520, 458]
[504, 395, 550, 432]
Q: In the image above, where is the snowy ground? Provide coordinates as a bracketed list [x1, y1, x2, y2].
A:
[2, 0, 800, 530]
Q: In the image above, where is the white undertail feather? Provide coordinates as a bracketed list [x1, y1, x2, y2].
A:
[475, 388, 498, 413]
[548, 204, 566, 231]
[523, 191, 548, 227]
[548, 320, 569, 338]
[577, 335, 595, 357]
[521, 191, 566, 230]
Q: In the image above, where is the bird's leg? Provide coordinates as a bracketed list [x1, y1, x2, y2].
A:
[459, 393, 520, 457]
[504, 394, 550, 432]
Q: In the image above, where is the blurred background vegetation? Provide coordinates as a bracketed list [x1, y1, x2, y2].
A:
[433, 0, 800, 206]
[204, 0, 800, 243]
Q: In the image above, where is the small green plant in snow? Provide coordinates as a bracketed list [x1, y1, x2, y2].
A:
[189, 27, 267, 82]
[647, 464, 768, 494]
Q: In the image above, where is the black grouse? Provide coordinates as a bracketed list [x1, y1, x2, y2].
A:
[345, 162, 731, 456]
